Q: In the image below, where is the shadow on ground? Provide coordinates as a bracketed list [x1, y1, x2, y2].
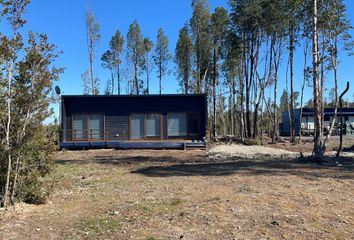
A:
[131, 156, 354, 180]
[56, 151, 354, 180]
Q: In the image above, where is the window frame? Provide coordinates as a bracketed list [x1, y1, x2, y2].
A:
[167, 112, 200, 140]
[129, 113, 163, 140]
[71, 112, 105, 142]
[167, 112, 188, 139]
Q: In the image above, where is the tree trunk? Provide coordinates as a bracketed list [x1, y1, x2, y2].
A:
[134, 58, 139, 95]
[289, 27, 296, 142]
[239, 59, 245, 141]
[299, 37, 309, 142]
[3, 61, 13, 208]
[212, 46, 217, 138]
[184, 68, 189, 94]
[111, 71, 114, 95]
[312, 0, 323, 157]
[117, 64, 121, 95]
[159, 61, 162, 95]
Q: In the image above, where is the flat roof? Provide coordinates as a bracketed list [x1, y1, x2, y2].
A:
[61, 94, 206, 99]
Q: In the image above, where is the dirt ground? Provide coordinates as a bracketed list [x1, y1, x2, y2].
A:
[266, 136, 354, 153]
[1, 145, 354, 240]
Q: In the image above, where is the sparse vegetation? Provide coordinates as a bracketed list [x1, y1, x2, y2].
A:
[1, 148, 354, 239]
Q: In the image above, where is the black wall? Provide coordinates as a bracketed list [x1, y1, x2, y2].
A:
[62, 94, 207, 141]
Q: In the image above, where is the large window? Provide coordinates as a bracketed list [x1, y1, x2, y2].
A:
[72, 114, 103, 141]
[146, 114, 161, 138]
[168, 113, 187, 137]
[130, 113, 161, 140]
[73, 114, 87, 140]
[130, 114, 145, 140]
[88, 114, 104, 140]
[168, 112, 200, 138]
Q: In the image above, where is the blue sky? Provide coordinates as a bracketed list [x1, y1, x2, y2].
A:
[19, 0, 230, 95]
[1, 0, 354, 122]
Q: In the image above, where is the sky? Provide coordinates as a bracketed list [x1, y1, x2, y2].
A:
[1, 0, 354, 122]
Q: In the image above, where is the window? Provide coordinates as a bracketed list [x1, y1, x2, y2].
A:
[88, 114, 103, 140]
[146, 114, 161, 138]
[168, 113, 187, 137]
[73, 114, 87, 140]
[188, 113, 200, 138]
[130, 114, 145, 140]
[72, 113, 103, 141]
[130, 113, 162, 139]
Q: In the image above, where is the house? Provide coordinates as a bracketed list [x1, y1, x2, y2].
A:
[60, 94, 207, 149]
[280, 108, 354, 136]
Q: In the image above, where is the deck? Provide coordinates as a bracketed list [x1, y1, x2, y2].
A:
[60, 140, 206, 150]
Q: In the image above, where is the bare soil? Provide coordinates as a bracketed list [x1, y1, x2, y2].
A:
[1, 146, 354, 240]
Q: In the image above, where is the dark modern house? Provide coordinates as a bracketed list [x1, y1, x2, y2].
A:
[60, 94, 207, 149]
[280, 108, 354, 136]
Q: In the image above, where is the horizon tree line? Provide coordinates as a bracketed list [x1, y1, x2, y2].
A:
[83, 0, 353, 158]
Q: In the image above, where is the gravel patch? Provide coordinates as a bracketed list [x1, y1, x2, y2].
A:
[209, 144, 301, 159]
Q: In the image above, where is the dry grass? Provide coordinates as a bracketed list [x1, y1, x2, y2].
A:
[1, 148, 354, 240]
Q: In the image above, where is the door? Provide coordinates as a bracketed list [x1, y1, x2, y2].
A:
[130, 114, 145, 140]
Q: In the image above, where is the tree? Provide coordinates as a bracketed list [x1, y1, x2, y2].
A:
[175, 23, 193, 94]
[142, 38, 153, 94]
[126, 20, 144, 95]
[153, 28, 171, 95]
[85, 10, 101, 95]
[312, 0, 323, 157]
[190, 0, 211, 93]
[81, 70, 91, 95]
[101, 50, 115, 95]
[1, 0, 30, 208]
[109, 30, 124, 95]
[210, 7, 229, 137]
[0, 0, 63, 207]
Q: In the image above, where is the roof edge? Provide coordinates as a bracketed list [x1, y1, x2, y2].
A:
[61, 94, 206, 98]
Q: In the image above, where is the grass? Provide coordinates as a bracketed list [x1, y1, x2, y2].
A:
[78, 217, 121, 238]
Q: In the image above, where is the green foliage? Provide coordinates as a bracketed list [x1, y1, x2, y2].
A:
[0, 1, 63, 207]
[126, 20, 145, 94]
[190, 0, 211, 93]
[175, 23, 193, 94]
[153, 28, 171, 94]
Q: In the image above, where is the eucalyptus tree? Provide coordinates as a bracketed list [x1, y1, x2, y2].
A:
[190, 0, 211, 94]
[312, 0, 353, 156]
[262, 0, 288, 143]
[142, 38, 153, 94]
[153, 28, 171, 95]
[175, 23, 193, 94]
[229, 0, 265, 138]
[109, 30, 124, 95]
[210, 7, 229, 138]
[221, 31, 240, 136]
[312, 0, 322, 156]
[85, 9, 101, 95]
[126, 20, 144, 95]
[283, 0, 304, 143]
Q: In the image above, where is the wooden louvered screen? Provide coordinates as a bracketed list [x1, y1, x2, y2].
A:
[105, 115, 129, 141]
